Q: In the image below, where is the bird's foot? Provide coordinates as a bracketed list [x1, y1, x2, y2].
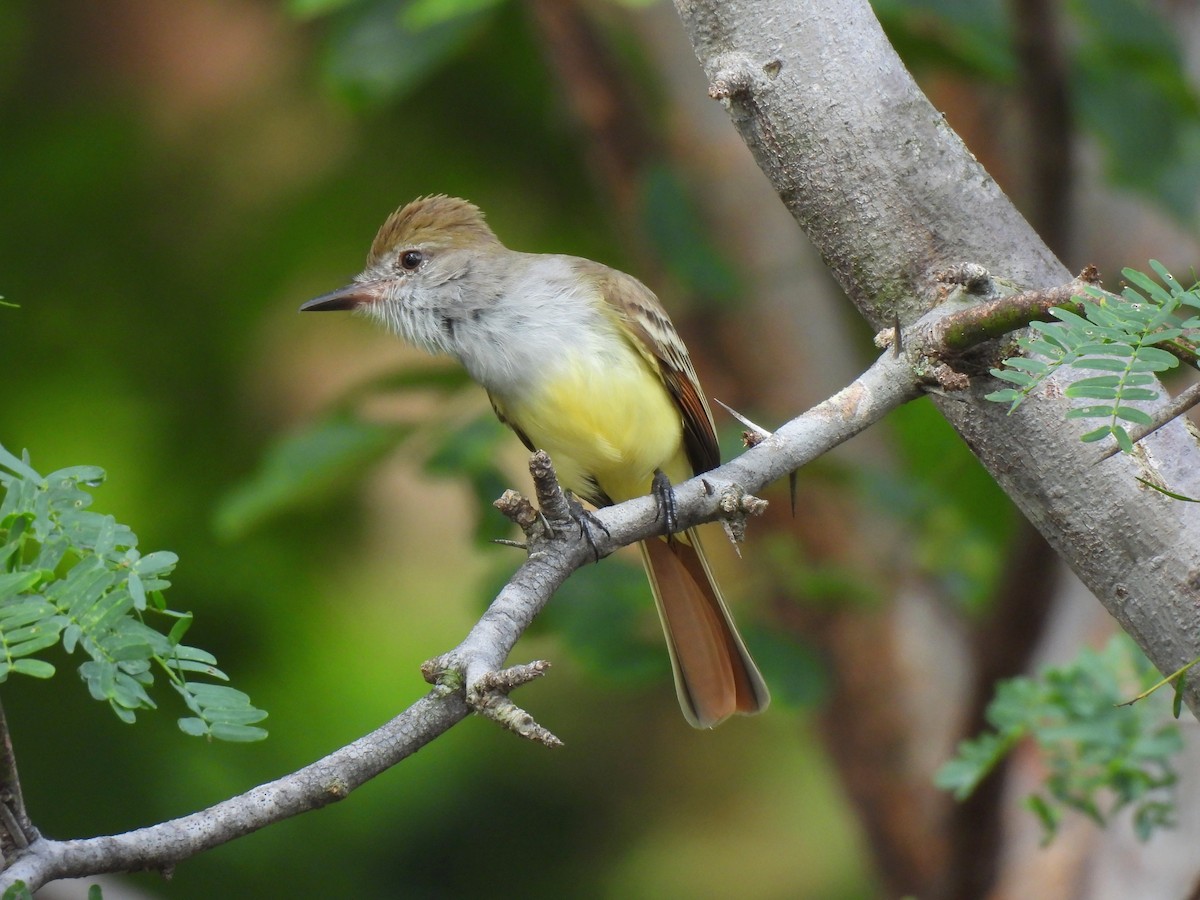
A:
[563, 492, 610, 562]
[651, 469, 679, 538]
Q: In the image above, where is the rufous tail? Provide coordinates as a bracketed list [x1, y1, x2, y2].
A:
[639, 528, 770, 728]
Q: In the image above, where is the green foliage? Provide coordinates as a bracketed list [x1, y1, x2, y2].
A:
[875, 0, 1200, 223]
[536, 561, 666, 685]
[1136, 477, 1200, 503]
[936, 636, 1182, 843]
[215, 414, 411, 540]
[638, 164, 741, 309]
[1070, 0, 1200, 221]
[0, 445, 266, 741]
[874, 0, 1015, 81]
[987, 261, 1200, 453]
[219, 362, 508, 543]
[300, 0, 499, 107]
[1, 881, 32, 900]
[878, 401, 1017, 613]
[424, 414, 512, 544]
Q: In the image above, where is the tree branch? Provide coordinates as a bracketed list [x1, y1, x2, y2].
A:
[931, 266, 1099, 350]
[0, 699, 32, 865]
[7, 290, 976, 891]
[1, 691, 469, 891]
[1098, 379, 1200, 463]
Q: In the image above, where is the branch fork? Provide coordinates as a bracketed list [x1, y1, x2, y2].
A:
[421, 655, 562, 748]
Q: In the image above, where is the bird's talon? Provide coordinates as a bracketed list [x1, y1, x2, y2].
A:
[565, 494, 608, 561]
[651, 469, 679, 537]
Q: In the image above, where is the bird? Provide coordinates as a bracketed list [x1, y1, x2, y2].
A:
[301, 195, 769, 728]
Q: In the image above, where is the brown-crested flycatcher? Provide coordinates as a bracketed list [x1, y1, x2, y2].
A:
[301, 195, 769, 728]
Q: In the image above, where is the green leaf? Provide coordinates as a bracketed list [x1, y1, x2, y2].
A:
[1080, 425, 1115, 443]
[1116, 388, 1160, 402]
[215, 415, 410, 539]
[1066, 405, 1117, 419]
[984, 388, 1021, 405]
[0, 597, 56, 626]
[175, 681, 269, 742]
[133, 550, 179, 578]
[1048, 306, 1097, 330]
[1071, 357, 1134, 373]
[172, 660, 227, 678]
[1113, 407, 1153, 426]
[1065, 385, 1119, 401]
[172, 644, 218, 664]
[321, 0, 490, 108]
[1027, 794, 1061, 844]
[178, 716, 208, 736]
[1004, 357, 1050, 374]
[46, 465, 106, 487]
[7, 630, 63, 658]
[935, 728, 1023, 800]
[0, 571, 45, 599]
[1123, 267, 1175, 305]
[10, 658, 54, 679]
[166, 613, 193, 647]
[989, 368, 1033, 387]
[1135, 477, 1200, 502]
[1120, 372, 1157, 387]
[1133, 346, 1179, 370]
[209, 723, 269, 742]
[127, 571, 146, 611]
[1148, 260, 1182, 292]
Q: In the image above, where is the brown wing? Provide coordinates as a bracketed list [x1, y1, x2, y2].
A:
[588, 265, 720, 475]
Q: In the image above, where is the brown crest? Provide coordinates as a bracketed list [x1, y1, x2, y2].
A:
[368, 195, 499, 265]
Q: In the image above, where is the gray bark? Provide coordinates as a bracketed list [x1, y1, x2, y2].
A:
[672, 0, 1200, 707]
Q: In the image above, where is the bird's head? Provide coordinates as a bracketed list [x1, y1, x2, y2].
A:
[300, 195, 502, 323]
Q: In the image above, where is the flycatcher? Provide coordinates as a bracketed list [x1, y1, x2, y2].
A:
[301, 195, 769, 728]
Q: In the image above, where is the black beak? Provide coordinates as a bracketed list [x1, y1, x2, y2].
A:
[299, 282, 379, 312]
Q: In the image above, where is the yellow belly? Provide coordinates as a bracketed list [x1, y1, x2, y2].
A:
[498, 344, 689, 505]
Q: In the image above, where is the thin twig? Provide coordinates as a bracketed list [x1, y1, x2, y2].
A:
[933, 267, 1100, 351]
[1099, 380, 1200, 462]
[0, 698, 31, 854]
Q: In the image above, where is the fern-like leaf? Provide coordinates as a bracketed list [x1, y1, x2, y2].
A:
[0, 445, 267, 741]
[988, 262, 1199, 453]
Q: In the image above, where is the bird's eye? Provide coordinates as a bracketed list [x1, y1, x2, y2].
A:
[399, 250, 424, 271]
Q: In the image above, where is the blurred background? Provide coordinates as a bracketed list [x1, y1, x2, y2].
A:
[3, 0, 1200, 897]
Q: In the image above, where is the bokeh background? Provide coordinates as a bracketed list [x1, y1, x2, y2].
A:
[4, 1, 1200, 897]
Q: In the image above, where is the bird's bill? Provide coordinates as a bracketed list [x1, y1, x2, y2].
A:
[299, 281, 381, 312]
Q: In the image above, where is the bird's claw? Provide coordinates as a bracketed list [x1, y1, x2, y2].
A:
[563, 493, 609, 562]
[651, 469, 679, 538]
